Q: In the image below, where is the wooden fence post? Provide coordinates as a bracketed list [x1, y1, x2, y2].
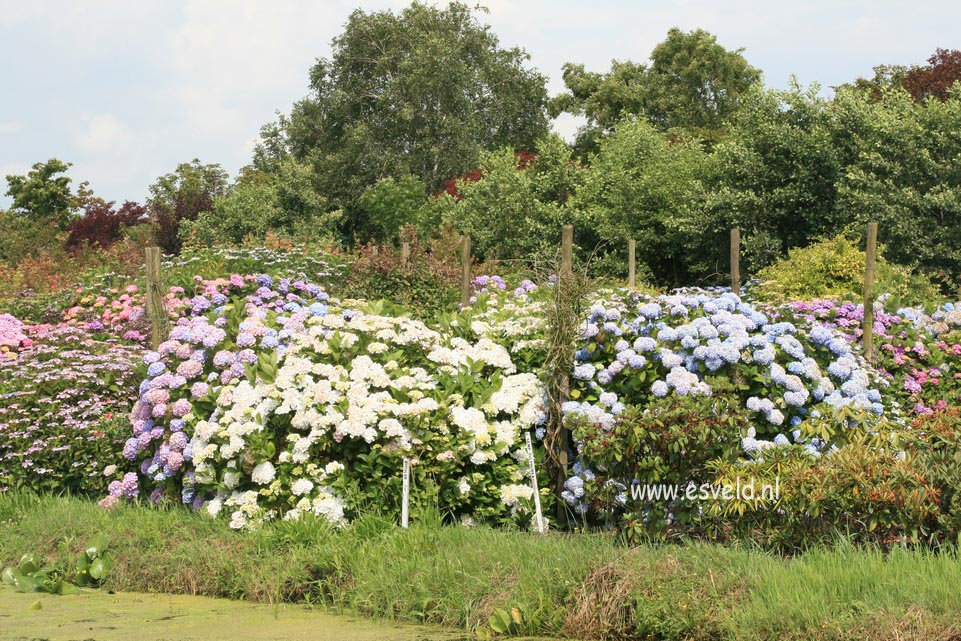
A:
[145, 247, 167, 350]
[401, 241, 410, 269]
[628, 239, 636, 289]
[556, 224, 574, 522]
[863, 222, 878, 362]
[460, 236, 471, 308]
[730, 228, 740, 294]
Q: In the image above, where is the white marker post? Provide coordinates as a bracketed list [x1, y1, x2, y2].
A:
[401, 457, 410, 528]
[525, 432, 545, 534]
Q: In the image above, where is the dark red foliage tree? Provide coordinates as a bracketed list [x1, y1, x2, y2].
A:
[902, 49, 961, 102]
[66, 200, 147, 251]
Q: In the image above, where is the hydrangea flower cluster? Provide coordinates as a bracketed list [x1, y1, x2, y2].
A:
[792, 299, 961, 414]
[563, 288, 887, 453]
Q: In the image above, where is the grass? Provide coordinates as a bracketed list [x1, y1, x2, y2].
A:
[2, 493, 961, 640]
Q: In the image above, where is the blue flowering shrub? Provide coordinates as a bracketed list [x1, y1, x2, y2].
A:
[560, 287, 894, 524]
[571, 380, 750, 540]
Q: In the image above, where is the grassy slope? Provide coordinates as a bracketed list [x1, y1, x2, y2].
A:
[2, 494, 960, 641]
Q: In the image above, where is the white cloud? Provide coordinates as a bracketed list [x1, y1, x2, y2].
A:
[0, 121, 21, 135]
[76, 114, 133, 153]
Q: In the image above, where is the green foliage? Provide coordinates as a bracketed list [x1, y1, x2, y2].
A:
[1, 534, 110, 594]
[836, 85, 961, 276]
[643, 28, 761, 135]
[547, 60, 648, 157]
[573, 118, 709, 284]
[0, 210, 65, 266]
[428, 136, 584, 260]
[357, 174, 428, 242]
[751, 231, 940, 306]
[180, 161, 340, 247]
[549, 28, 759, 154]
[4, 158, 88, 231]
[703, 83, 848, 273]
[272, 1, 549, 239]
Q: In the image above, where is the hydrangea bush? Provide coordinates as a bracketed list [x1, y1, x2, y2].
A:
[0, 326, 144, 494]
[117, 274, 549, 530]
[793, 299, 961, 415]
[559, 288, 892, 516]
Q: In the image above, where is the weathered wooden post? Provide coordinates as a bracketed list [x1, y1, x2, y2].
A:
[730, 228, 740, 294]
[460, 236, 471, 308]
[401, 241, 410, 269]
[556, 224, 574, 522]
[863, 221, 878, 362]
[628, 239, 636, 289]
[144, 247, 167, 350]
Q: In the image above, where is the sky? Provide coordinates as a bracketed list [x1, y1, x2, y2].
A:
[1, 0, 959, 208]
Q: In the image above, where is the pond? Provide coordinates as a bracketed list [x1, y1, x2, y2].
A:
[0, 588, 473, 641]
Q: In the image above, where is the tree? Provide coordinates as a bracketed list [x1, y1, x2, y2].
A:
[549, 28, 760, 154]
[547, 60, 648, 157]
[835, 85, 961, 275]
[357, 175, 428, 243]
[701, 83, 848, 273]
[4, 158, 90, 230]
[265, 2, 550, 240]
[427, 135, 585, 260]
[180, 160, 340, 247]
[836, 64, 909, 102]
[902, 48, 961, 102]
[643, 28, 761, 135]
[148, 160, 228, 254]
[572, 119, 709, 284]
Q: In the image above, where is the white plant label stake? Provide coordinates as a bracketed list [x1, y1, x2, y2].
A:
[525, 432, 545, 534]
[401, 457, 410, 528]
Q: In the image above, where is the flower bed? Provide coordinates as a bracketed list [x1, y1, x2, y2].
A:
[0, 326, 144, 494]
[115, 274, 549, 529]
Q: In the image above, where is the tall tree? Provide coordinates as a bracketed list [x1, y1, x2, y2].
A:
[643, 28, 761, 135]
[265, 2, 550, 240]
[836, 85, 961, 274]
[702, 83, 847, 272]
[547, 60, 648, 157]
[549, 28, 760, 154]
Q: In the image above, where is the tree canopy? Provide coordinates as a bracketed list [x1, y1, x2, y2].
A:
[549, 28, 760, 154]
[266, 1, 550, 240]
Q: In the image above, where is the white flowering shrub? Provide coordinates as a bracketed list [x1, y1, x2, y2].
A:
[124, 277, 548, 529]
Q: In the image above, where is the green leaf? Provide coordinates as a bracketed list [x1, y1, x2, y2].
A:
[85, 534, 110, 559]
[13, 573, 41, 593]
[58, 581, 81, 595]
[488, 608, 513, 634]
[28, 600, 42, 611]
[2, 567, 20, 586]
[18, 554, 40, 575]
[90, 558, 109, 581]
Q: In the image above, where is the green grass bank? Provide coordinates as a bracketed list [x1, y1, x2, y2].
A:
[2, 493, 960, 641]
